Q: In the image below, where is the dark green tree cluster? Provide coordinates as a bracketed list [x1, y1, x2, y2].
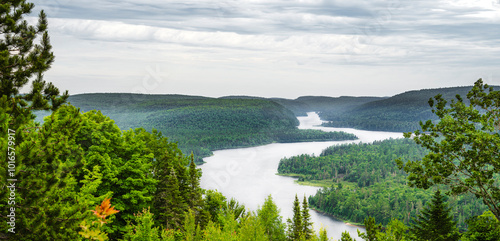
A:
[287, 195, 314, 240]
[278, 138, 428, 186]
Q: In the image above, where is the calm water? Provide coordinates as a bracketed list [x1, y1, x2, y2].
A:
[200, 112, 402, 240]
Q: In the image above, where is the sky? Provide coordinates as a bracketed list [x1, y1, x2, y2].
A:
[29, 0, 500, 99]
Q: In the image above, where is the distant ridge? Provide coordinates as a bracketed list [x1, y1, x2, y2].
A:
[321, 85, 500, 132]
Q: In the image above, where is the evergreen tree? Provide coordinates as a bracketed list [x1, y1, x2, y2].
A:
[0, 2, 72, 239]
[409, 190, 459, 241]
[302, 195, 314, 240]
[155, 167, 187, 229]
[257, 195, 287, 241]
[288, 194, 303, 240]
[0, 0, 68, 128]
[188, 153, 203, 212]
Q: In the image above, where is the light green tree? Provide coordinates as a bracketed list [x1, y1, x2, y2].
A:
[376, 218, 408, 241]
[257, 195, 287, 241]
[341, 231, 355, 241]
[462, 211, 500, 241]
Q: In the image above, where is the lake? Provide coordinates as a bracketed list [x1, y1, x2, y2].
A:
[200, 112, 402, 240]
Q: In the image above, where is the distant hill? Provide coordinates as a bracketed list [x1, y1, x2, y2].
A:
[269, 96, 386, 117]
[321, 85, 500, 132]
[35, 93, 357, 162]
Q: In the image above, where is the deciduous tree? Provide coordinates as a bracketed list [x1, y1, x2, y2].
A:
[396, 79, 500, 220]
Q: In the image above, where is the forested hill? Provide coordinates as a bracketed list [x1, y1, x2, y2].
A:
[270, 96, 386, 116]
[320, 85, 500, 132]
[36, 93, 357, 162]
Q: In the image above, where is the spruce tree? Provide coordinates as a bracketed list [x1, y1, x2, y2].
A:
[155, 167, 187, 229]
[287, 194, 303, 240]
[410, 190, 460, 241]
[302, 195, 314, 240]
[187, 153, 203, 215]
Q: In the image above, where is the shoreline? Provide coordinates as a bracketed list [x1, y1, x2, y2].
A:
[311, 207, 366, 230]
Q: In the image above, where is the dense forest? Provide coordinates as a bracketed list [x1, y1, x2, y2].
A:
[36, 94, 357, 162]
[278, 139, 489, 230]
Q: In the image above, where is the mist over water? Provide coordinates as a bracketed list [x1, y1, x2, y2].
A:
[200, 112, 402, 240]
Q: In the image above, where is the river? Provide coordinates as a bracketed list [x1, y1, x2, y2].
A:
[200, 112, 402, 240]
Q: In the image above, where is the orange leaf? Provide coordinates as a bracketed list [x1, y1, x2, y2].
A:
[92, 197, 120, 220]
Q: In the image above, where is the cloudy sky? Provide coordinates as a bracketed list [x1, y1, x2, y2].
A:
[29, 0, 500, 98]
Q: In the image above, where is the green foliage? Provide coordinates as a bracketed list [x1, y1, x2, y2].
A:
[376, 218, 408, 241]
[0, 105, 86, 240]
[238, 213, 269, 241]
[183, 209, 202, 241]
[257, 195, 287, 241]
[340, 231, 355, 241]
[318, 227, 330, 241]
[0, 0, 68, 116]
[123, 208, 161, 241]
[358, 217, 381, 241]
[409, 190, 460, 241]
[462, 211, 500, 241]
[397, 79, 500, 220]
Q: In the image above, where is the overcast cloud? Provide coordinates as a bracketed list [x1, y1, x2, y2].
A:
[29, 0, 500, 98]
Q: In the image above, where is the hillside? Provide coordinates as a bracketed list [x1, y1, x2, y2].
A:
[35, 93, 357, 162]
[321, 85, 500, 132]
[270, 96, 386, 117]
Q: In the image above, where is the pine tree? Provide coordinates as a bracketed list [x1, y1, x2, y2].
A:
[0, 0, 68, 128]
[0, 2, 73, 239]
[410, 190, 460, 241]
[302, 195, 314, 240]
